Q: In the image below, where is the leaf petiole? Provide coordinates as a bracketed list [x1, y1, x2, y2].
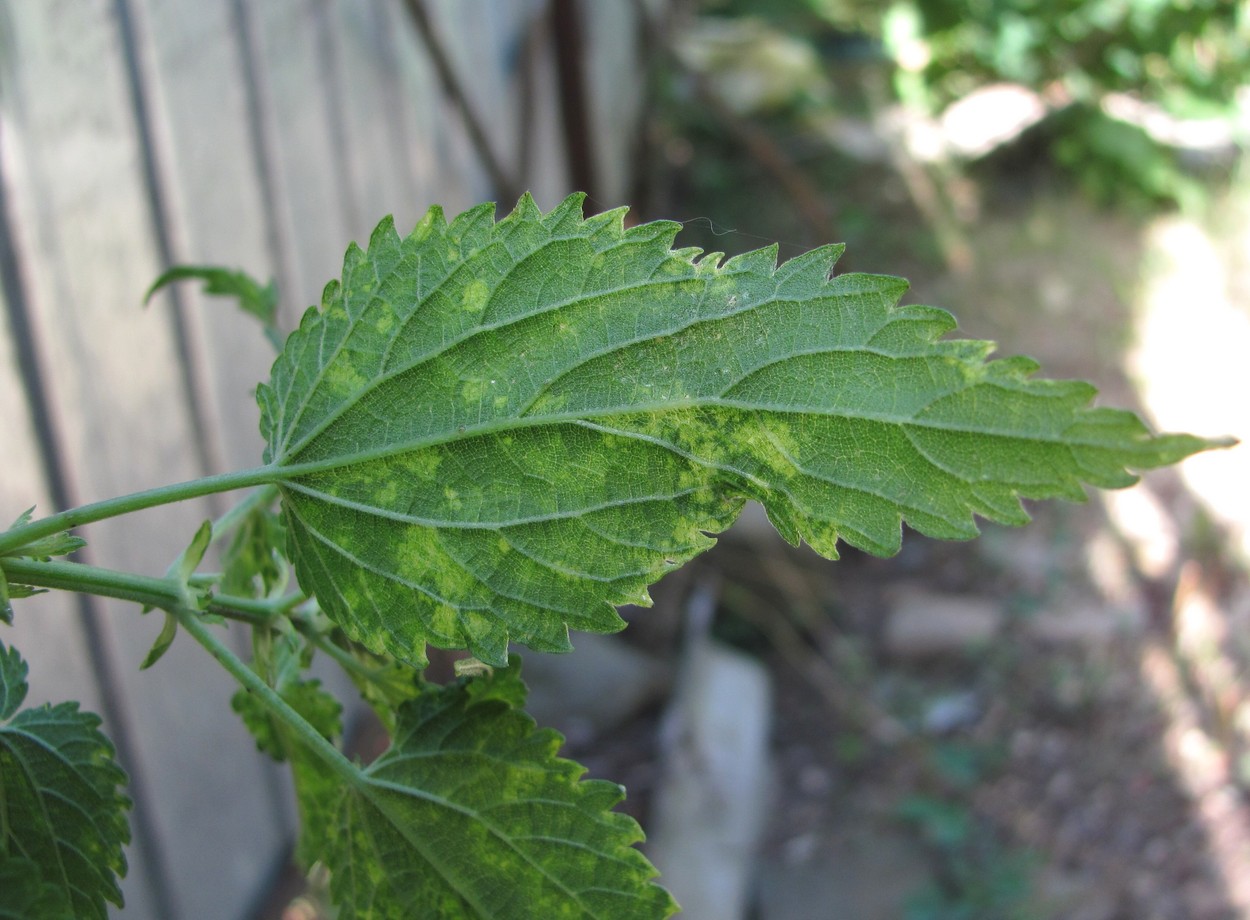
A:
[206, 483, 280, 546]
[0, 466, 281, 557]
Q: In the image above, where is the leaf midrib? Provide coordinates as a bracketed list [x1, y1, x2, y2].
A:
[273, 391, 1107, 481]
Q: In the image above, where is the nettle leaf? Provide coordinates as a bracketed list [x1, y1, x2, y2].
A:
[0, 640, 130, 919]
[220, 504, 289, 598]
[232, 678, 342, 762]
[259, 193, 1213, 666]
[0, 857, 75, 920]
[318, 657, 675, 919]
[146, 265, 283, 349]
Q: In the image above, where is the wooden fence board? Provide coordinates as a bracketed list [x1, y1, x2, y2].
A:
[584, 0, 642, 206]
[2, 1, 285, 916]
[516, 14, 572, 210]
[249, 0, 358, 317]
[134, 0, 282, 475]
[326, 0, 425, 239]
[389, 6, 486, 216]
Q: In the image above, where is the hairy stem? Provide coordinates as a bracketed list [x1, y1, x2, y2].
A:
[208, 483, 280, 544]
[0, 557, 273, 626]
[0, 466, 282, 556]
[292, 619, 383, 684]
[173, 606, 363, 787]
[4, 553, 398, 697]
[8, 548, 365, 787]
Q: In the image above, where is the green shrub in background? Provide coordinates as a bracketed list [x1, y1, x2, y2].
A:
[696, 0, 1247, 208]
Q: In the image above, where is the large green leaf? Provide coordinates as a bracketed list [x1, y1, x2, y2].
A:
[259, 193, 1211, 666]
[316, 658, 674, 919]
[0, 857, 75, 920]
[0, 640, 130, 919]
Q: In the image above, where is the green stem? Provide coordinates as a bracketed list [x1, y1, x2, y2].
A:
[5, 553, 394, 693]
[8, 547, 365, 785]
[0, 466, 282, 556]
[173, 606, 363, 787]
[1, 557, 273, 626]
[294, 619, 385, 684]
[2, 557, 191, 610]
[208, 483, 280, 544]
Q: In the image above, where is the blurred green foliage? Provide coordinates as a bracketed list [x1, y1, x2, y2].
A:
[897, 794, 1038, 919]
[905, 0, 1246, 114]
[693, 0, 1247, 209]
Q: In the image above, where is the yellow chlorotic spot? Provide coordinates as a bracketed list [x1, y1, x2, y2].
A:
[406, 449, 442, 479]
[375, 479, 399, 508]
[325, 360, 367, 397]
[413, 215, 433, 241]
[461, 279, 491, 313]
[461, 379, 489, 403]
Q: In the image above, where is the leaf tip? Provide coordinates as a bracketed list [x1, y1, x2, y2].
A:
[368, 214, 400, 253]
[509, 191, 547, 222]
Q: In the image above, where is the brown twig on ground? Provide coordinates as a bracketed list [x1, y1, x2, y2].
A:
[690, 79, 837, 248]
[627, 0, 835, 246]
[720, 577, 904, 744]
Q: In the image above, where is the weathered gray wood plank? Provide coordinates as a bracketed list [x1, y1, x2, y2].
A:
[584, 0, 642, 205]
[249, 0, 358, 316]
[134, 0, 281, 475]
[389, 0, 485, 215]
[2, 1, 285, 916]
[516, 9, 572, 209]
[325, 0, 426, 238]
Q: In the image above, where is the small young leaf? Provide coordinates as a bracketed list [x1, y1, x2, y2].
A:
[5, 507, 35, 530]
[138, 612, 178, 670]
[220, 504, 288, 598]
[145, 265, 278, 326]
[136, 520, 213, 665]
[0, 639, 131, 919]
[9, 531, 87, 560]
[231, 677, 342, 762]
[1, 584, 44, 602]
[0, 640, 28, 720]
[259, 193, 1218, 667]
[170, 519, 213, 584]
[314, 657, 675, 919]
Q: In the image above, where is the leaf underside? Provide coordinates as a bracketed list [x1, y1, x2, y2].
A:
[259, 192, 1209, 666]
[319, 659, 675, 919]
[0, 641, 130, 920]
